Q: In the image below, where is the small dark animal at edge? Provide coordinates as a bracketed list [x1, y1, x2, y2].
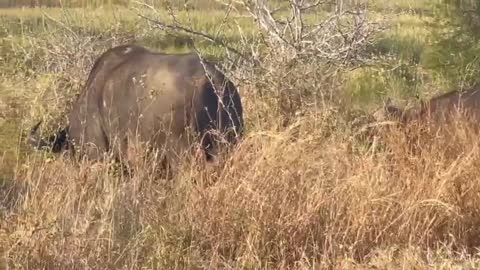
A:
[373, 87, 480, 126]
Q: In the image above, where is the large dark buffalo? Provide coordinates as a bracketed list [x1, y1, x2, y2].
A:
[28, 44, 244, 167]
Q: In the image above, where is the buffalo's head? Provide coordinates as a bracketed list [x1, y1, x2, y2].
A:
[27, 120, 69, 153]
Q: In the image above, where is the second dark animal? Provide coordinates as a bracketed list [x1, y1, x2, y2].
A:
[373, 87, 480, 126]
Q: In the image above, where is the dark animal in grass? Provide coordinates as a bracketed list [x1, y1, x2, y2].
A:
[28, 44, 244, 170]
[369, 88, 480, 155]
[373, 88, 480, 127]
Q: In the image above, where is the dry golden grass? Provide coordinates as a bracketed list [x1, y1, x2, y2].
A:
[3, 108, 480, 268]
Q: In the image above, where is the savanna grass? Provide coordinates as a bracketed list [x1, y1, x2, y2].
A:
[2, 0, 480, 268]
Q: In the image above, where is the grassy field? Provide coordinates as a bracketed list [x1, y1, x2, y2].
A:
[2, 0, 480, 269]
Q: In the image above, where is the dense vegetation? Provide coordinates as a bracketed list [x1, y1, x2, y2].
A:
[2, 0, 480, 269]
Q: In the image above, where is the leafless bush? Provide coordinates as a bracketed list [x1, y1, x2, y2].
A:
[241, 0, 381, 65]
[137, 0, 385, 129]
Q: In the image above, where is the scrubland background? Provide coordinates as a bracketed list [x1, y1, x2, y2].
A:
[2, 0, 480, 269]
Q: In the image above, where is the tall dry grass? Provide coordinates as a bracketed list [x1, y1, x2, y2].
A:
[3, 109, 480, 269]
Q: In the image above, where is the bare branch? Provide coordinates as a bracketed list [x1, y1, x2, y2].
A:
[132, 0, 253, 63]
[299, 0, 326, 11]
[137, 13, 249, 60]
